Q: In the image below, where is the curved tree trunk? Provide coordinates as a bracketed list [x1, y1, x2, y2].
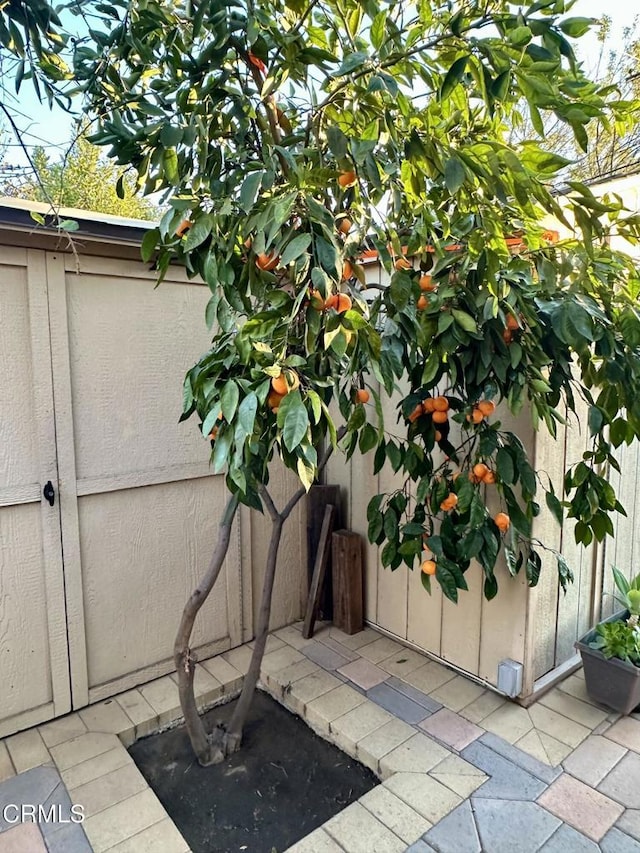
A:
[225, 493, 284, 752]
[173, 494, 239, 766]
[177, 428, 345, 765]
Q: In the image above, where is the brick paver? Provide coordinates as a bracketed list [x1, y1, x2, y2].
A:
[472, 799, 561, 853]
[538, 774, 624, 842]
[338, 658, 389, 690]
[419, 708, 482, 752]
[368, 683, 432, 725]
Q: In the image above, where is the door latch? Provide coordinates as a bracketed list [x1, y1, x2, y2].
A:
[43, 481, 55, 507]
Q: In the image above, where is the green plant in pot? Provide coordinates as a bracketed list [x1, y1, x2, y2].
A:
[576, 568, 640, 715]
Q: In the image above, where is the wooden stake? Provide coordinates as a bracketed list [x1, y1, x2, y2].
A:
[332, 531, 363, 635]
[302, 504, 335, 639]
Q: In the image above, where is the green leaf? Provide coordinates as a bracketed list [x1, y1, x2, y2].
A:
[201, 406, 221, 438]
[212, 428, 232, 474]
[558, 17, 595, 38]
[451, 308, 476, 333]
[371, 11, 386, 50]
[306, 389, 322, 424]
[162, 147, 179, 184]
[141, 228, 159, 262]
[444, 157, 466, 194]
[610, 418, 630, 448]
[359, 423, 378, 454]
[557, 554, 574, 593]
[588, 405, 604, 436]
[496, 448, 515, 484]
[612, 566, 631, 598]
[508, 25, 532, 46]
[335, 51, 368, 76]
[436, 563, 459, 603]
[279, 233, 312, 266]
[220, 380, 239, 422]
[297, 453, 315, 491]
[440, 55, 468, 100]
[545, 490, 564, 526]
[183, 214, 213, 251]
[239, 170, 264, 213]
[59, 219, 79, 232]
[526, 550, 542, 587]
[237, 391, 258, 437]
[278, 391, 309, 451]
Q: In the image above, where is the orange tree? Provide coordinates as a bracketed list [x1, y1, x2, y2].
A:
[71, 0, 640, 764]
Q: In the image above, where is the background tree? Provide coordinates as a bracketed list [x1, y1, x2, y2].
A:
[3, 128, 158, 219]
[509, 15, 640, 182]
[69, 0, 640, 765]
[1, 1, 72, 177]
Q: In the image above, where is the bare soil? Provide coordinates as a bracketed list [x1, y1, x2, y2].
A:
[129, 689, 378, 853]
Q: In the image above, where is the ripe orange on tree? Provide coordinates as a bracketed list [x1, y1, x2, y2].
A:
[506, 313, 520, 331]
[473, 462, 489, 481]
[417, 294, 428, 310]
[176, 219, 192, 237]
[355, 388, 370, 404]
[271, 370, 299, 396]
[338, 169, 357, 188]
[421, 559, 437, 576]
[267, 390, 284, 412]
[477, 400, 496, 416]
[422, 398, 435, 413]
[335, 293, 352, 313]
[440, 492, 458, 511]
[324, 293, 339, 310]
[338, 217, 352, 235]
[394, 256, 412, 270]
[433, 396, 449, 412]
[494, 512, 510, 532]
[255, 252, 279, 271]
[432, 410, 448, 424]
[483, 470, 496, 484]
[408, 403, 423, 423]
[342, 260, 353, 281]
[419, 273, 436, 292]
[467, 408, 484, 424]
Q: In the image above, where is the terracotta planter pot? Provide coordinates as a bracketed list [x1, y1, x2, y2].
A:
[575, 611, 640, 715]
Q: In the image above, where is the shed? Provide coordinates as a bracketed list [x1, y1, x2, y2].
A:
[0, 199, 307, 738]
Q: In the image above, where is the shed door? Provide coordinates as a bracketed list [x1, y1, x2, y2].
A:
[47, 253, 244, 707]
[0, 249, 71, 737]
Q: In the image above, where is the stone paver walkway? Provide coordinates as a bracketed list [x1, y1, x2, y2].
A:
[266, 623, 640, 853]
[0, 621, 639, 852]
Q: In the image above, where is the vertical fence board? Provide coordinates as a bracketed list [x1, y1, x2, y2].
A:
[602, 441, 639, 618]
[530, 417, 566, 680]
[375, 389, 409, 639]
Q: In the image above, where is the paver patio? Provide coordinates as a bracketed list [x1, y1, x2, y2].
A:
[0, 621, 639, 852]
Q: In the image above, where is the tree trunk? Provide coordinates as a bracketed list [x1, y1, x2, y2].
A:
[173, 494, 239, 766]
[177, 428, 345, 765]
[225, 509, 284, 752]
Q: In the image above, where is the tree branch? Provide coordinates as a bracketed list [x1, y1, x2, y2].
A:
[173, 493, 240, 765]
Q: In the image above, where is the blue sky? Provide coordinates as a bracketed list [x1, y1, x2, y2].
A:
[2, 1, 630, 169]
